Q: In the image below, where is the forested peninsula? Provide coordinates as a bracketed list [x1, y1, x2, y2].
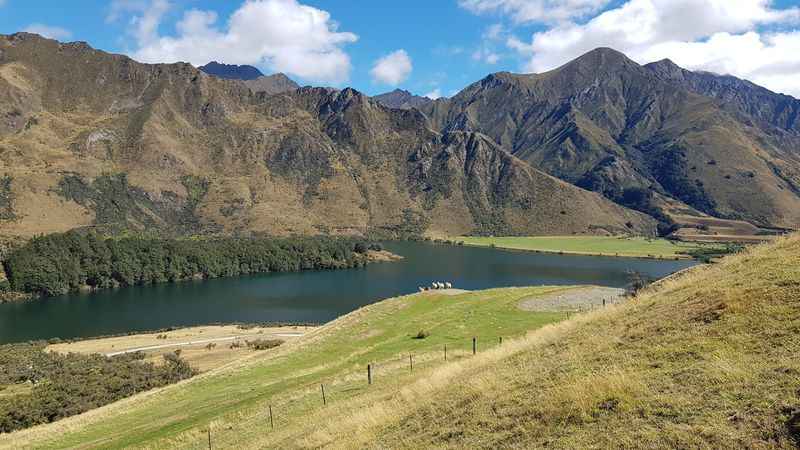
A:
[2, 231, 384, 297]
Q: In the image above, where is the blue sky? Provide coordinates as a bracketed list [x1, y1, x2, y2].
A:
[2, 0, 800, 97]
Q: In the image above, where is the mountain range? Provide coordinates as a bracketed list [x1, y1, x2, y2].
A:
[372, 89, 432, 110]
[0, 33, 798, 239]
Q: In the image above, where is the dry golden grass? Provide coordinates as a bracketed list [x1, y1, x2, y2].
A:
[47, 325, 310, 372]
[259, 235, 800, 449]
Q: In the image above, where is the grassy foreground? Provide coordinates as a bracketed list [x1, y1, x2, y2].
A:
[6, 235, 800, 448]
[456, 235, 721, 258]
[3, 287, 567, 449]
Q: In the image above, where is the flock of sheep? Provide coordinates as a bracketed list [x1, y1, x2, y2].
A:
[419, 281, 453, 292]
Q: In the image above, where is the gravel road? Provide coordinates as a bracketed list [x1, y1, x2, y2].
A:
[518, 286, 626, 312]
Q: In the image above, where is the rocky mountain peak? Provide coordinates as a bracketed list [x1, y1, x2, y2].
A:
[373, 88, 432, 109]
[199, 61, 264, 80]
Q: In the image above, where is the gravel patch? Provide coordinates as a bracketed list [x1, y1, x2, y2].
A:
[518, 287, 626, 312]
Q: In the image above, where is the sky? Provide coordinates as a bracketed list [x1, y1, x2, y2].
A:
[1, 0, 800, 98]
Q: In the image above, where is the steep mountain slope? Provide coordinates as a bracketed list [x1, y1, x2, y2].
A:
[198, 61, 263, 80]
[243, 73, 299, 95]
[373, 89, 432, 109]
[0, 33, 653, 238]
[423, 48, 800, 229]
[645, 58, 800, 134]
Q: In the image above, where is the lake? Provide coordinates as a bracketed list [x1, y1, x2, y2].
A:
[0, 241, 696, 344]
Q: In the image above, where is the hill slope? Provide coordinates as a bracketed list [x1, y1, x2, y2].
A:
[423, 48, 800, 230]
[0, 33, 654, 238]
[243, 73, 299, 95]
[5, 235, 799, 448]
[299, 235, 800, 448]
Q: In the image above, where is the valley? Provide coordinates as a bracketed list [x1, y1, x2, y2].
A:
[1, 12, 800, 447]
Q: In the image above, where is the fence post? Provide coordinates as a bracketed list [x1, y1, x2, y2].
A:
[321, 384, 326, 405]
[444, 344, 447, 361]
[603, 298, 606, 307]
[207, 427, 212, 450]
[368, 364, 372, 385]
[409, 354, 413, 372]
[499, 336, 503, 345]
[269, 405, 274, 429]
[472, 337, 477, 355]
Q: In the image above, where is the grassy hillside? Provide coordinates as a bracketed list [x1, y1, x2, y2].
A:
[2, 287, 568, 449]
[5, 235, 799, 448]
[456, 235, 722, 259]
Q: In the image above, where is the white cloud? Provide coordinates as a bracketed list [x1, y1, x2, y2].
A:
[472, 23, 504, 64]
[458, 0, 612, 23]
[370, 49, 413, 85]
[505, 0, 800, 96]
[112, 0, 358, 84]
[424, 88, 442, 99]
[472, 48, 501, 64]
[23, 23, 72, 40]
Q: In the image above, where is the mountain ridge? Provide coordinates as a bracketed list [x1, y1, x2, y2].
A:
[0, 32, 655, 238]
[372, 88, 432, 109]
[422, 48, 800, 230]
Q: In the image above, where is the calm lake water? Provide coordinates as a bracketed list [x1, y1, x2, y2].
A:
[0, 241, 696, 344]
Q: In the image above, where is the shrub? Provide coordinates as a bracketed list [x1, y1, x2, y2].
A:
[245, 339, 283, 350]
[0, 342, 197, 433]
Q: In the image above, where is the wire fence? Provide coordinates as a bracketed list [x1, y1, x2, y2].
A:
[200, 334, 510, 448]
[199, 299, 620, 448]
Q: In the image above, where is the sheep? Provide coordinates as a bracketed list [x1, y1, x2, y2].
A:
[445, 282, 452, 289]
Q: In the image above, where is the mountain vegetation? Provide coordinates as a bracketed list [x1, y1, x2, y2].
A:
[3, 231, 376, 297]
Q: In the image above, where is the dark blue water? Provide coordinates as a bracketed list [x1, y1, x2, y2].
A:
[0, 241, 695, 343]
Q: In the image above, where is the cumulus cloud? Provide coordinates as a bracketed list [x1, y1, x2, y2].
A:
[504, 0, 800, 96]
[111, 0, 358, 84]
[23, 23, 73, 40]
[458, 0, 611, 23]
[370, 50, 413, 85]
[424, 88, 442, 99]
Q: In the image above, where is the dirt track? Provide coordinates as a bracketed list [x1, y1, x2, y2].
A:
[518, 286, 626, 312]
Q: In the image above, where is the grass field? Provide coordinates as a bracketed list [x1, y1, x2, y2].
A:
[6, 236, 799, 448]
[455, 235, 722, 258]
[47, 325, 311, 372]
[4, 287, 570, 449]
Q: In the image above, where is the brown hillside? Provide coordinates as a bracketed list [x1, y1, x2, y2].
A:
[0, 33, 655, 238]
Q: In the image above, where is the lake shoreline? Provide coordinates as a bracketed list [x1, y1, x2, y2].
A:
[0, 241, 695, 344]
[455, 241, 694, 260]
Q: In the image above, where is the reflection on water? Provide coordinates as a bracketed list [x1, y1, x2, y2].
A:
[0, 241, 695, 343]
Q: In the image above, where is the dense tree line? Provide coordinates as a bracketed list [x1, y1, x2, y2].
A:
[0, 341, 196, 433]
[3, 231, 377, 297]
